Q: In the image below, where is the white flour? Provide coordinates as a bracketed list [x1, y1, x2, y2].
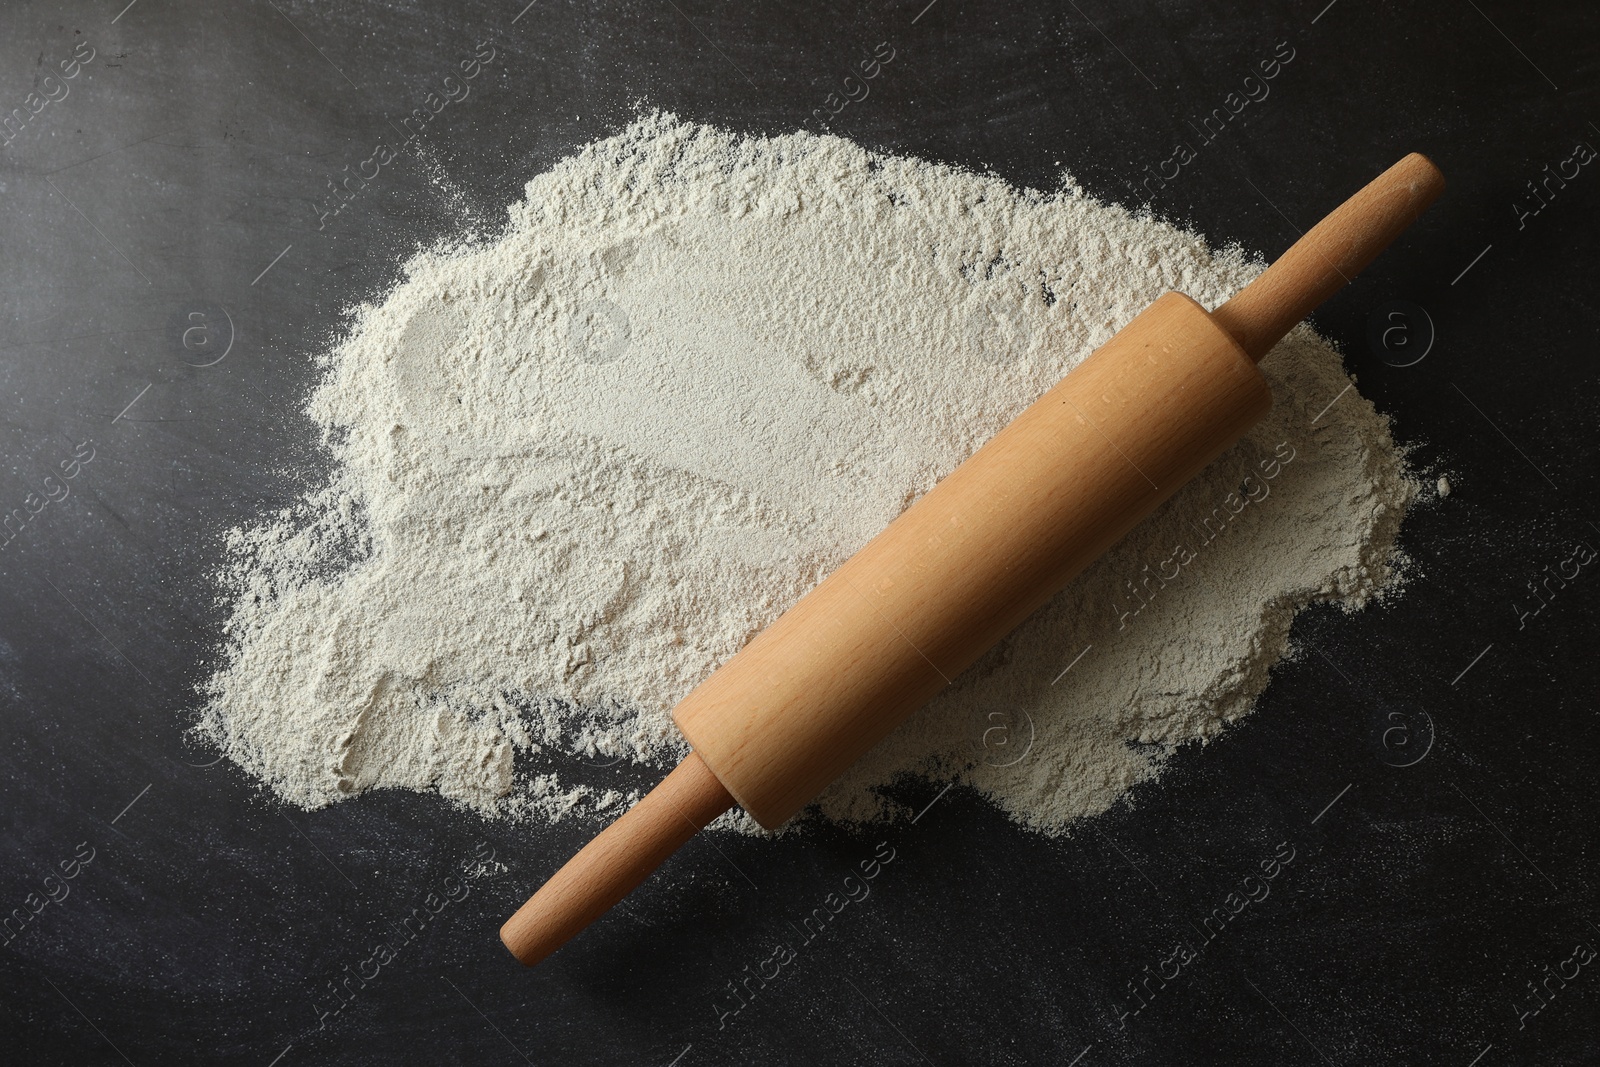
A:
[199, 114, 1415, 835]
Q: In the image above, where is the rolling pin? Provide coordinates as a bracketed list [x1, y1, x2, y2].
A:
[501, 153, 1445, 965]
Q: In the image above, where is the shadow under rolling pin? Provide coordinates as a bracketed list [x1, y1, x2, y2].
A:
[501, 153, 1446, 966]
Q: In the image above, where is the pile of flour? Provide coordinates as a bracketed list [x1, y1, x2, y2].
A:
[199, 113, 1414, 834]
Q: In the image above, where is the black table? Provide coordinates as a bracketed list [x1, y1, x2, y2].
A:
[2, 2, 1595, 1063]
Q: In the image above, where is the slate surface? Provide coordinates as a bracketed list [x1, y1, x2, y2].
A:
[1, 1, 1596, 1064]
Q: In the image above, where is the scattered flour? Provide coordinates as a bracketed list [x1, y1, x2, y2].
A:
[199, 113, 1415, 835]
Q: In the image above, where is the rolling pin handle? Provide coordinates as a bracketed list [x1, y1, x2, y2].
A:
[1211, 152, 1445, 362]
[499, 752, 734, 966]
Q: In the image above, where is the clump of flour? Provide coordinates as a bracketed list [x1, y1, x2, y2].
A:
[199, 113, 1415, 834]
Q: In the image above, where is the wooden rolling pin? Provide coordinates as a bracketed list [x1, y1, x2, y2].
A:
[501, 153, 1445, 965]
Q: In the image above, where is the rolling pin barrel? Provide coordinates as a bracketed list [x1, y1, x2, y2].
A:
[501, 152, 1446, 967]
[674, 292, 1271, 828]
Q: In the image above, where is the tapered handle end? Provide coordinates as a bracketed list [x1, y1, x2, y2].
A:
[1212, 152, 1446, 362]
[500, 752, 735, 966]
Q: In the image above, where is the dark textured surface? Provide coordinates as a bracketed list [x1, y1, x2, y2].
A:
[1, 1, 1596, 1064]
